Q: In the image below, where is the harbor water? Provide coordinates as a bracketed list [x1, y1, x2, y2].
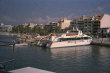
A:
[0, 35, 110, 73]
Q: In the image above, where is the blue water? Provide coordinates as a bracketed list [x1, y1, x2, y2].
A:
[0, 35, 110, 73]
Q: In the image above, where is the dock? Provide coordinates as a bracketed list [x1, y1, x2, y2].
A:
[9, 67, 55, 73]
[91, 38, 110, 47]
[0, 41, 15, 47]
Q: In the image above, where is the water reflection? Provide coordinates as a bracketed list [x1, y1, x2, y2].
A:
[50, 46, 92, 61]
[49, 45, 110, 73]
[1, 38, 110, 73]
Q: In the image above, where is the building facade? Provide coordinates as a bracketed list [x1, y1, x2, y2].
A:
[58, 18, 71, 29]
[22, 23, 38, 28]
[0, 23, 13, 32]
[45, 22, 58, 32]
[71, 14, 110, 36]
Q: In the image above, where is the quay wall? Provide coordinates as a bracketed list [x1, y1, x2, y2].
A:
[91, 38, 110, 47]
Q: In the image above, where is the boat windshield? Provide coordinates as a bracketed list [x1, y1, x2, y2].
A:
[57, 37, 91, 42]
[67, 30, 78, 34]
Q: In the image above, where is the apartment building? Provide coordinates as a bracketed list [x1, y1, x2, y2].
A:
[45, 22, 58, 32]
[0, 23, 13, 32]
[22, 23, 37, 28]
[71, 14, 110, 36]
[58, 18, 71, 29]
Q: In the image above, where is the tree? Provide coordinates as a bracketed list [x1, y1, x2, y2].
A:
[24, 26, 31, 34]
[55, 26, 61, 33]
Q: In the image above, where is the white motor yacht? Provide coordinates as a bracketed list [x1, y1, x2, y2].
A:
[49, 28, 92, 48]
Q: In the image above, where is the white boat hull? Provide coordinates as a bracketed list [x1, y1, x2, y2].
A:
[15, 43, 28, 46]
[50, 39, 92, 48]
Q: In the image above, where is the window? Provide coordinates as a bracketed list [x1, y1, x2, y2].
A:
[57, 37, 90, 42]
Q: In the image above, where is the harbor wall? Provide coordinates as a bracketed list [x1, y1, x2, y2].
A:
[91, 38, 110, 47]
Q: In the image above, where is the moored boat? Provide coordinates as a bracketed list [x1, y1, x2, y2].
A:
[48, 28, 92, 48]
[15, 43, 28, 47]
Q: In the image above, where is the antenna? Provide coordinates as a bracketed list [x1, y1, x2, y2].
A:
[76, 27, 78, 31]
[73, 27, 75, 31]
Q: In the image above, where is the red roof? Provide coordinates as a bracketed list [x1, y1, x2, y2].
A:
[66, 34, 78, 36]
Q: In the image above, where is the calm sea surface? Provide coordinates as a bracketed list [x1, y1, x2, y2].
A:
[0, 35, 110, 73]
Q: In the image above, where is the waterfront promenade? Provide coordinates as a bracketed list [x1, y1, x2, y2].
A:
[92, 38, 110, 46]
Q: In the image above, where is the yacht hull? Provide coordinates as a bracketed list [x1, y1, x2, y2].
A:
[50, 39, 92, 48]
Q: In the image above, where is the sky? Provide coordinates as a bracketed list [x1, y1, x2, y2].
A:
[0, 0, 110, 25]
